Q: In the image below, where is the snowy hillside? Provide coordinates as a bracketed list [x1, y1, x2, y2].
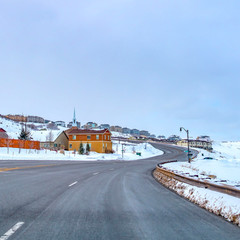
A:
[0, 116, 66, 141]
[0, 116, 134, 142]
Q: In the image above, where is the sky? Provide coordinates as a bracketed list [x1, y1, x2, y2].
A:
[0, 1, 240, 140]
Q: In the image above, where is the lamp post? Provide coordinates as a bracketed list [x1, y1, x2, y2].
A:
[180, 127, 191, 163]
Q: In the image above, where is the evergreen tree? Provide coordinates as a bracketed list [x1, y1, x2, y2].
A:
[86, 143, 91, 154]
[79, 142, 84, 155]
[18, 128, 31, 140]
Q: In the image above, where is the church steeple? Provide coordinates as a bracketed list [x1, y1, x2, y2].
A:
[72, 108, 77, 127]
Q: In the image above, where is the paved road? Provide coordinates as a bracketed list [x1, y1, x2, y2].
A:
[0, 143, 239, 240]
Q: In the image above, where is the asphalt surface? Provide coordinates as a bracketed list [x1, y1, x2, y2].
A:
[0, 143, 239, 240]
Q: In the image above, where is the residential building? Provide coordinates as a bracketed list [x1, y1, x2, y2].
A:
[158, 135, 166, 140]
[167, 135, 181, 142]
[131, 129, 140, 136]
[150, 134, 156, 138]
[68, 128, 112, 153]
[140, 130, 150, 137]
[5, 114, 27, 122]
[0, 128, 8, 139]
[110, 126, 122, 133]
[177, 139, 212, 150]
[53, 129, 72, 150]
[55, 121, 66, 127]
[196, 135, 211, 142]
[27, 115, 45, 123]
[122, 127, 131, 134]
[99, 124, 110, 130]
[84, 122, 98, 129]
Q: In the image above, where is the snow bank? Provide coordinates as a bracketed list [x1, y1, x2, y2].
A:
[0, 141, 163, 161]
[154, 170, 240, 226]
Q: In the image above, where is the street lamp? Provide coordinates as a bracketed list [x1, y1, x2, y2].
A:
[180, 127, 191, 163]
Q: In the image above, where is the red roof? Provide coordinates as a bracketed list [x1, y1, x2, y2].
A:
[0, 128, 6, 133]
[67, 128, 110, 135]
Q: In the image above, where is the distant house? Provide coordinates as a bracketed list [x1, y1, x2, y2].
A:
[27, 115, 45, 123]
[68, 128, 112, 153]
[55, 121, 66, 127]
[150, 134, 156, 138]
[140, 130, 150, 137]
[167, 135, 181, 142]
[99, 124, 110, 130]
[83, 122, 98, 129]
[5, 114, 27, 122]
[122, 127, 131, 134]
[110, 126, 122, 133]
[131, 129, 140, 136]
[197, 136, 211, 142]
[158, 135, 166, 140]
[177, 139, 212, 151]
[0, 128, 8, 139]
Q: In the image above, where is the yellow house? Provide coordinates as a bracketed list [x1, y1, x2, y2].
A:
[68, 128, 112, 153]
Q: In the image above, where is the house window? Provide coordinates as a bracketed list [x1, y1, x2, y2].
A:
[106, 143, 107, 148]
[104, 135, 106, 140]
[73, 135, 76, 140]
[87, 135, 91, 140]
[54, 143, 57, 148]
[96, 135, 99, 140]
[108, 136, 109, 140]
[70, 144, 72, 149]
[103, 143, 104, 149]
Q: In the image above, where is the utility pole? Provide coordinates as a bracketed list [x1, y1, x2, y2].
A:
[180, 127, 191, 163]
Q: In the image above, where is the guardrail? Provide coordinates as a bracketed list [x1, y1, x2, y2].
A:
[154, 163, 240, 198]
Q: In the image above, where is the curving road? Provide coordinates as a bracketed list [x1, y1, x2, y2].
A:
[0, 143, 239, 240]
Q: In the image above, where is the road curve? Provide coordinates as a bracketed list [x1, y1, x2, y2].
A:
[0, 143, 239, 240]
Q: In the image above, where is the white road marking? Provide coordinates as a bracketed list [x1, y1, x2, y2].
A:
[68, 181, 78, 187]
[93, 172, 99, 175]
[0, 222, 24, 240]
[109, 168, 114, 171]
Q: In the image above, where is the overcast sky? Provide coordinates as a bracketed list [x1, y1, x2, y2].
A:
[1, 1, 240, 140]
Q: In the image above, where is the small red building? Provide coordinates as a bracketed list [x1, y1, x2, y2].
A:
[0, 128, 8, 139]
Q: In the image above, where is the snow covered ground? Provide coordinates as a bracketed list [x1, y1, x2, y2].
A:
[164, 141, 240, 187]
[0, 141, 163, 161]
[156, 141, 240, 226]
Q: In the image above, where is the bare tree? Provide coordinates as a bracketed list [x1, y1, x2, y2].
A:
[46, 130, 54, 149]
